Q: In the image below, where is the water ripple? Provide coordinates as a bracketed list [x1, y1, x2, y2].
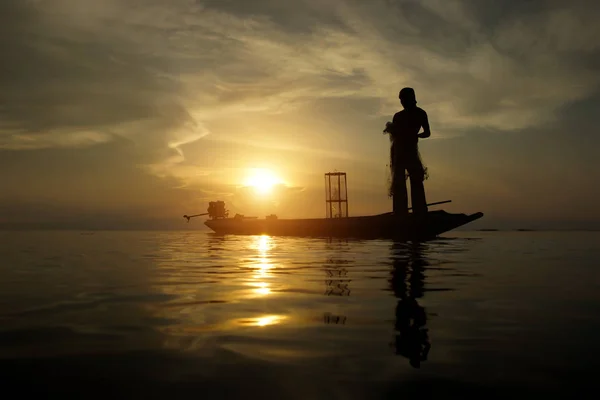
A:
[3, 230, 598, 393]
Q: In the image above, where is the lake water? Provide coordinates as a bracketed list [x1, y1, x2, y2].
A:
[1, 230, 599, 398]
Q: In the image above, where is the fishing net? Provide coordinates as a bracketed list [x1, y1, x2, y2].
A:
[385, 135, 429, 198]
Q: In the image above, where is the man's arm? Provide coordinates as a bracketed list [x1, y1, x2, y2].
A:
[418, 110, 430, 138]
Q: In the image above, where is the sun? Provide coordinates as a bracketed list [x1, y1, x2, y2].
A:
[244, 168, 283, 195]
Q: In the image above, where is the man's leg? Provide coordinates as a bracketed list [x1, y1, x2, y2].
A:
[408, 152, 428, 216]
[392, 167, 408, 216]
[410, 178, 427, 215]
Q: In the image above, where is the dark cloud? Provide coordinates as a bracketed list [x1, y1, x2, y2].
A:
[0, 0, 201, 152]
[198, 0, 349, 34]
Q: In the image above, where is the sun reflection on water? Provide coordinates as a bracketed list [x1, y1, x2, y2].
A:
[251, 315, 286, 327]
[252, 281, 271, 296]
[254, 235, 274, 254]
[153, 233, 292, 352]
[249, 235, 275, 297]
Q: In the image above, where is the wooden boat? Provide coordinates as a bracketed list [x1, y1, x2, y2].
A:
[184, 172, 484, 240]
[201, 207, 483, 241]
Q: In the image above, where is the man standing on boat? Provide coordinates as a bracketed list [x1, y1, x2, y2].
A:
[384, 87, 430, 217]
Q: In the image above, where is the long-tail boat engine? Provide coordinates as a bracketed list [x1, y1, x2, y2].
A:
[183, 200, 228, 222]
[207, 201, 228, 219]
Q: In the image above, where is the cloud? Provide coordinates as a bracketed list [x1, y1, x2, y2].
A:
[1, 0, 599, 227]
[0, 1, 185, 149]
[3, 1, 598, 146]
[0, 129, 113, 151]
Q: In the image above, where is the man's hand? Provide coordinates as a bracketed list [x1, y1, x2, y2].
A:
[418, 131, 430, 139]
[384, 121, 393, 134]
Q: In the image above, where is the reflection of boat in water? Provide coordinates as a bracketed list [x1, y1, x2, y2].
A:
[184, 172, 483, 240]
[324, 258, 351, 296]
[390, 241, 431, 368]
[322, 239, 351, 323]
[323, 312, 347, 325]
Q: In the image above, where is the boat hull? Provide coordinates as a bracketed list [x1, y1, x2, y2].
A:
[204, 210, 484, 240]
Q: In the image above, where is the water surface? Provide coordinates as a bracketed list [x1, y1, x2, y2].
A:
[1, 230, 599, 397]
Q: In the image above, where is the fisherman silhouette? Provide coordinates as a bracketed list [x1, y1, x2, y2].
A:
[383, 88, 430, 217]
[389, 241, 431, 368]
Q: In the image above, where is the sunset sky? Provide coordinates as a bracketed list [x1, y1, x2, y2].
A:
[1, 0, 599, 230]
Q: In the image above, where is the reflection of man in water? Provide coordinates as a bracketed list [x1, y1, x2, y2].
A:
[394, 297, 430, 368]
[390, 242, 431, 368]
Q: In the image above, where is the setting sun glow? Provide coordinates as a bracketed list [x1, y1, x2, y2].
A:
[244, 168, 283, 195]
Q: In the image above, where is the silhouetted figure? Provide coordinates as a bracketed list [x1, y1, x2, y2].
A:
[389, 241, 431, 368]
[384, 88, 431, 217]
